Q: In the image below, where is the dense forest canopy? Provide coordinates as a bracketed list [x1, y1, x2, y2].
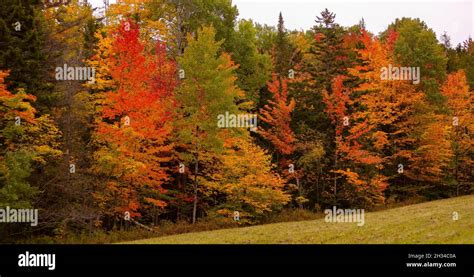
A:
[0, 0, 472, 242]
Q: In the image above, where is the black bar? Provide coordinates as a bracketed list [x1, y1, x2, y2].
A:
[0, 244, 472, 275]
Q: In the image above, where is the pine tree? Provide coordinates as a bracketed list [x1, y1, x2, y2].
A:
[0, 0, 53, 111]
[291, 9, 353, 207]
[274, 12, 292, 78]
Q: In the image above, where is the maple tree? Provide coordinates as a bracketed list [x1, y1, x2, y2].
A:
[0, 2, 472, 241]
[91, 20, 176, 221]
[259, 74, 296, 156]
[322, 75, 386, 206]
[441, 70, 474, 194]
[348, 30, 453, 199]
[203, 136, 290, 223]
[259, 74, 304, 206]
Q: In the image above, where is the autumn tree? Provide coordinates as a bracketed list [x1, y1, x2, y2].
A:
[202, 136, 290, 223]
[31, 1, 105, 234]
[91, 20, 176, 224]
[0, 70, 62, 238]
[381, 18, 448, 105]
[441, 70, 474, 195]
[175, 26, 243, 223]
[258, 75, 303, 206]
[259, 75, 296, 156]
[349, 30, 452, 200]
[322, 75, 387, 207]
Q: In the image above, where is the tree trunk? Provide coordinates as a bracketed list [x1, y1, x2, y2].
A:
[334, 149, 338, 204]
[297, 177, 303, 209]
[192, 152, 198, 224]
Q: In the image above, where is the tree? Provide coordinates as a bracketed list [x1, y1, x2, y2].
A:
[274, 12, 292, 78]
[290, 9, 353, 208]
[349, 30, 451, 200]
[0, 70, 62, 210]
[175, 26, 242, 223]
[259, 74, 302, 207]
[381, 18, 448, 105]
[92, 20, 176, 223]
[0, 0, 54, 111]
[229, 19, 272, 107]
[449, 38, 474, 90]
[441, 71, 474, 195]
[203, 136, 290, 223]
[148, 0, 238, 57]
[39, 0, 101, 234]
[259, 75, 296, 156]
[322, 75, 386, 207]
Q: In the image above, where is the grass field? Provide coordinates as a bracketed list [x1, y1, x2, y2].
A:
[126, 195, 474, 244]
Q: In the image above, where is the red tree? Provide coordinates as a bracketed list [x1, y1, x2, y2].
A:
[93, 20, 177, 218]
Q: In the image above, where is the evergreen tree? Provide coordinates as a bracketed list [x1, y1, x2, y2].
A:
[0, 0, 53, 111]
[274, 12, 292, 78]
[291, 9, 352, 207]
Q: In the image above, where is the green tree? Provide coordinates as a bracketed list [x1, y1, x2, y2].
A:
[291, 9, 352, 207]
[0, 0, 54, 111]
[176, 26, 243, 223]
[150, 0, 238, 57]
[381, 18, 448, 104]
[228, 19, 272, 107]
[274, 12, 293, 78]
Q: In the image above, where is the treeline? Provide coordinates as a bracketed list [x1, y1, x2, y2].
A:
[0, 0, 472, 241]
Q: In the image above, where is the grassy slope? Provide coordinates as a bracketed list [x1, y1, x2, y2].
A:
[126, 195, 474, 244]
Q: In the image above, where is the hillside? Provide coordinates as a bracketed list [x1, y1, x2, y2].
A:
[127, 195, 474, 244]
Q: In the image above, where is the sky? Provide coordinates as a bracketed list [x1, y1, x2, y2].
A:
[88, 0, 473, 46]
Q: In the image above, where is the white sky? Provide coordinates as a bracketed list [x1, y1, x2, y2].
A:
[88, 0, 473, 46]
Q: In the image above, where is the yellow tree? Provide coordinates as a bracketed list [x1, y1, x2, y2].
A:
[0, 71, 62, 208]
[350, 30, 452, 199]
[202, 136, 290, 223]
[441, 70, 474, 194]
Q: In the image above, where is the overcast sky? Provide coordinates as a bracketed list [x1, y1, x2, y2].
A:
[89, 0, 472, 46]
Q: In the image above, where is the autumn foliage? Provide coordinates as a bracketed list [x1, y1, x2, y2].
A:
[92, 20, 176, 218]
[0, 2, 472, 240]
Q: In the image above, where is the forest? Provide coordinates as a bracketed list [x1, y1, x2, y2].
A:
[0, 0, 472, 243]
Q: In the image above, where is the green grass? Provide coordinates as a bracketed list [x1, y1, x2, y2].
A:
[125, 195, 474, 244]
